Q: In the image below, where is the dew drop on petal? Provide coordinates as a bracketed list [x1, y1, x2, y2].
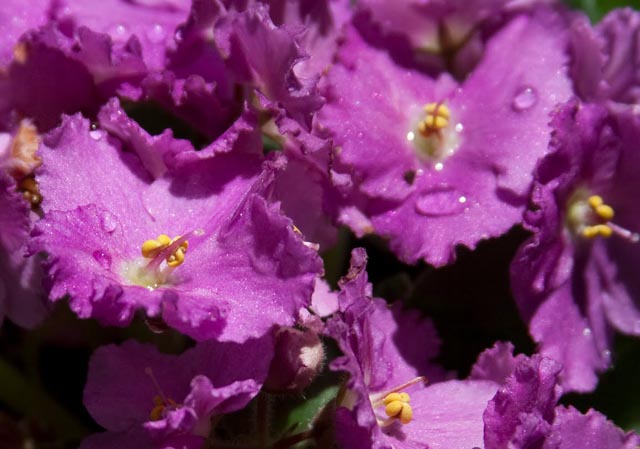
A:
[512, 86, 537, 111]
[582, 327, 592, 337]
[92, 250, 112, 269]
[89, 130, 104, 140]
[174, 26, 185, 42]
[415, 188, 466, 217]
[100, 211, 118, 233]
[147, 24, 166, 44]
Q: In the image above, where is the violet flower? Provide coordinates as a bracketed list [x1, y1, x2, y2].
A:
[318, 9, 572, 265]
[328, 249, 498, 449]
[570, 8, 640, 108]
[30, 112, 322, 341]
[481, 343, 639, 449]
[511, 100, 640, 392]
[0, 120, 47, 328]
[81, 336, 272, 449]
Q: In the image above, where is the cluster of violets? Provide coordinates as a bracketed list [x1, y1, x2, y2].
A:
[2, 0, 640, 448]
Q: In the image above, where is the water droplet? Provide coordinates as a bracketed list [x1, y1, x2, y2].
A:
[582, 327, 592, 337]
[434, 162, 444, 171]
[100, 212, 118, 233]
[147, 24, 166, 44]
[92, 250, 112, 269]
[89, 130, 104, 140]
[174, 26, 185, 42]
[415, 188, 466, 217]
[458, 196, 466, 204]
[406, 131, 415, 142]
[512, 86, 537, 111]
[455, 123, 464, 132]
[602, 350, 611, 362]
[109, 24, 128, 39]
[90, 122, 99, 130]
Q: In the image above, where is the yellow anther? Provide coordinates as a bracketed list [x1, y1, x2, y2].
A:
[582, 224, 613, 239]
[141, 234, 172, 258]
[141, 235, 188, 267]
[587, 195, 615, 221]
[595, 204, 614, 221]
[150, 404, 165, 421]
[424, 103, 450, 119]
[587, 195, 603, 208]
[166, 238, 188, 267]
[418, 103, 450, 137]
[383, 392, 410, 405]
[382, 391, 413, 424]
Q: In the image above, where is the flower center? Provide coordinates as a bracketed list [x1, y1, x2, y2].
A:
[145, 367, 180, 421]
[407, 102, 461, 165]
[382, 392, 413, 424]
[370, 376, 426, 427]
[141, 234, 189, 268]
[567, 193, 639, 242]
[121, 231, 201, 291]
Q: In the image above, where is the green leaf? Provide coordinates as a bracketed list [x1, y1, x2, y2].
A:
[565, 0, 636, 22]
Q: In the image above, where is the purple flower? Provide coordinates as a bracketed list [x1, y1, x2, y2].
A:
[170, 1, 323, 129]
[481, 343, 639, 449]
[318, 10, 572, 265]
[54, 0, 191, 72]
[0, 0, 51, 67]
[0, 121, 47, 328]
[511, 100, 640, 392]
[328, 249, 500, 449]
[571, 8, 640, 108]
[81, 336, 272, 449]
[31, 112, 322, 341]
[2, 23, 146, 132]
[354, 0, 559, 74]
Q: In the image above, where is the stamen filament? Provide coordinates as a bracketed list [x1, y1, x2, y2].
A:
[370, 376, 427, 407]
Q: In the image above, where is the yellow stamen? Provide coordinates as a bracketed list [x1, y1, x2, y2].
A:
[145, 369, 180, 421]
[141, 234, 172, 258]
[582, 224, 613, 239]
[141, 235, 188, 267]
[19, 176, 42, 207]
[418, 103, 450, 137]
[595, 204, 614, 221]
[166, 242, 188, 267]
[382, 391, 413, 424]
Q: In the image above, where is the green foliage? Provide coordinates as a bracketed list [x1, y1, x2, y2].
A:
[565, 0, 636, 21]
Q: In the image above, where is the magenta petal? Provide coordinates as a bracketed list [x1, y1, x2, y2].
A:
[483, 355, 562, 449]
[84, 341, 193, 432]
[403, 380, 499, 449]
[544, 406, 640, 449]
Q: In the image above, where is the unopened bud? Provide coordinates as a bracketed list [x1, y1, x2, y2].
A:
[264, 327, 324, 393]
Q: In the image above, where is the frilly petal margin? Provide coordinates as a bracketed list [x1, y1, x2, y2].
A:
[32, 114, 322, 342]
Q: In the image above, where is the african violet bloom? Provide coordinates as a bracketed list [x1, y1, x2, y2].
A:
[318, 8, 572, 265]
[355, 0, 558, 74]
[511, 100, 640, 392]
[81, 335, 272, 449]
[0, 120, 47, 328]
[480, 343, 639, 449]
[168, 0, 324, 130]
[570, 8, 640, 109]
[328, 248, 500, 449]
[30, 109, 322, 342]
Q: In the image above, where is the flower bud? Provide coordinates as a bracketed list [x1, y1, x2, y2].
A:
[264, 327, 324, 393]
